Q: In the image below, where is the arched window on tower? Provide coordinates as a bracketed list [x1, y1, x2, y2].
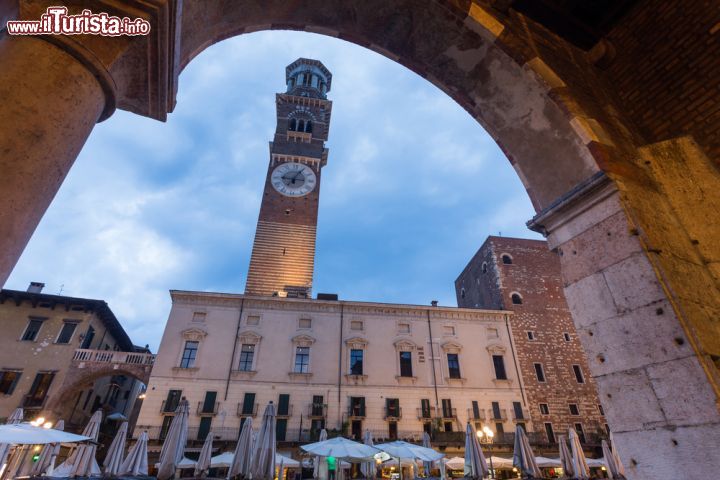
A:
[305, 121, 313, 133]
[298, 120, 305, 132]
[289, 118, 297, 131]
[511, 293, 523, 305]
[501, 254, 513, 265]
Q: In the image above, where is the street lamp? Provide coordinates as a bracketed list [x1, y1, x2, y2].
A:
[477, 427, 495, 479]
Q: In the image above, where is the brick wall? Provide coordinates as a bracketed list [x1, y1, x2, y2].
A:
[456, 236, 607, 444]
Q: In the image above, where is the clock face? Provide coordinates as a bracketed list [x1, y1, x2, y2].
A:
[270, 162, 317, 197]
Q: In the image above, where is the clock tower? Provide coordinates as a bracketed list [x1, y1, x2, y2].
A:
[245, 59, 333, 298]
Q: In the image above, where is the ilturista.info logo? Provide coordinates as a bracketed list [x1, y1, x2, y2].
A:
[6, 6, 151, 36]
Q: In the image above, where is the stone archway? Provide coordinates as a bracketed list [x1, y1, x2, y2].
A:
[1, 2, 719, 478]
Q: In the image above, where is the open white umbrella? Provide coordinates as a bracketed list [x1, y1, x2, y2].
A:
[375, 441, 443, 462]
[31, 419, 65, 476]
[303, 436, 380, 460]
[228, 417, 253, 479]
[312, 429, 328, 479]
[0, 408, 24, 473]
[157, 398, 190, 480]
[276, 454, 299, 467]
[512, 426, 541, 478]
[103, 421, 128, 476]
[195, 431, 214, 477]
[463, 423, 489, 479]
[211, 451, 234, 468]
[250, 402, 276, 480]
[487, 456, 513, 469]
[534, 457, 561, 468]
[558, 435, 574, 478]
[569, 428, 590, 480]
[52, 409, 102, 478]
[610, 433, 626, 479]
[119, 431, 149, 476]
[361, 430, 375, 479]
[444, 457, 465, 470]
[0, 422, 89, 445]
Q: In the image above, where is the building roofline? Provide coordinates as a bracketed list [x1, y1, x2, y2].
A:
[169, 290, 513, 316]
[0, 289, 135, 351]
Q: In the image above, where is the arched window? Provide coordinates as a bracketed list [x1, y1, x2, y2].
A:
[305, 121, 313, 133]
[460, 288, 466, 299]
[501, 254, 513, 265]
[481, 262, 488, 273]
[298, 119, 305, 132]
[289, 118, 297, 131]
[511, 293, 523, 305]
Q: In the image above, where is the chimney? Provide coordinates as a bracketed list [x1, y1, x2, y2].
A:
[431, 300, 438, 307]
[27, 282, 45, 293]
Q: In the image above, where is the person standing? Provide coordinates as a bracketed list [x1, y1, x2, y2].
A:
[327, 456, 337, 480]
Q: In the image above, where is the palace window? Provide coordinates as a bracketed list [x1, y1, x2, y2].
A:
[299, 317, 312, 329]
[399, 351, 413, 377]
[350, 349, 363, 375]
[0, 370, 21, 395]
[180, 341, 199, 368]
[492, 355, 508, 380]
[563, 332, 571, 342]
[569, 403, 580, 416]
[56, 321, 78, 344]
[398, 322, 410, 334]
[238, 344, 255, 371]
[501, 254, 513, 264]
[575, 423, 587, 443]
[192, 312, 206, 323]
[294, 346, 310, 373]
[22, 318, 44, 342]
[289, 118, 297, 131]
[539, 403, 549, 415]
[534, 363, 546, 382]
[447, 353, 461, 379]
[545, 423, 556, 443]
[526, 331, 535, 341]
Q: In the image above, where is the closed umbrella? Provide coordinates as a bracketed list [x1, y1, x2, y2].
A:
[512, 426, 541, 479]
[53, 409, 102, 478]
[278, 456, 284, 480]
[251, 402, 277, 480]
[568, 429, 590, 480]
[421, 432, 433, 476]
[313, 429, 328, 479]
[31, 419, 65, 476]
[601, 440, 624, 479]
[103, 421, 128, 476]
[119, 431, 149, 476]
[361, 430, 375, 479]
[195, 431, 214, 477]
[610, 433, 626, 479]
[157, 398, 190, 480]
[0, 408, 23, 470]
[463, 423, 489, 479]
[558, 435, 574, 478]
[228, 417, 253, 479]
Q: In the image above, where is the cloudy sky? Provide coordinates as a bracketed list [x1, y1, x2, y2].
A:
[7, 31, 542, 350]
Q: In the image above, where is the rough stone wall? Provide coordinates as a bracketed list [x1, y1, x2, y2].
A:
[457, 236, 606, 443]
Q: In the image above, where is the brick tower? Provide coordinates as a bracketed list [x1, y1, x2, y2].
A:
[245, 59, 333, 298]
[456, 236, 607, 447]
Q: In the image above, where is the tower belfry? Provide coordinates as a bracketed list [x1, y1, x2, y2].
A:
[245, 58, 333, 298]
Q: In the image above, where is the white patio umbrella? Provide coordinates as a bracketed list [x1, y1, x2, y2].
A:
[512, 426, 541, 478]
[421, 432, 433, 476]
[250, 402, 277, 480]
[558, 435, 574, 478]
[463, 423, 489, 479]
[569, 428, 590, 480]
[601, 440, 621, 479]
[487, 456, 513, 469]
[610, 433, 626, 479]
[302, 436, 380, 461]
[361, 430, 375, 479]
[534, 457, 561, 468]
[276, 454, 299, 467]
[376, 440, 443, 480]
[0, 422, 90, 444]
[0, 408, 24, 472]
[312, 429, 327, 479]
[228, 417, 253, 479]
[444, 456, 465, 470]
[103, 421, 128, 476]
[31, 419, 65, 476]
[119, 431, 149, 476]
[195, 431, 214, 477]
[52, 409, 103, 478]
[211, 451, 235, 468]
[157, 398, 190, 480]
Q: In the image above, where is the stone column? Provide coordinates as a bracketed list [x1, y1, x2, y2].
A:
[529, 172, 720, 480]
[0, 33, 114, 286]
